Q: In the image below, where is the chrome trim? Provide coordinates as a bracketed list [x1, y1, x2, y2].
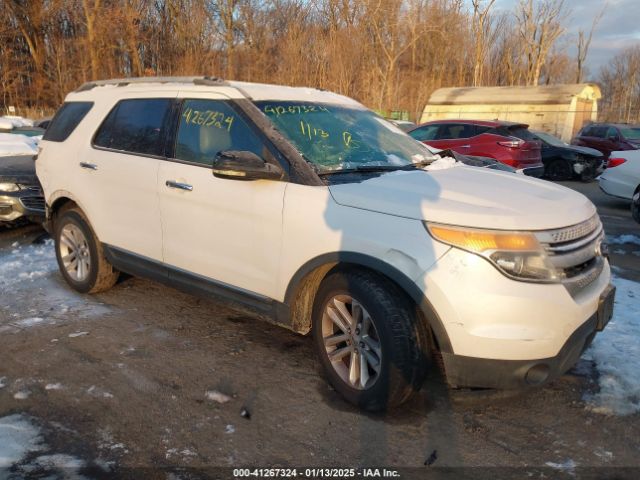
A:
[543, 227, 604, 254]
[536, 214, 601, 244]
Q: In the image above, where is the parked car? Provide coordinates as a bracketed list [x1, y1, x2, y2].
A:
[0, 155, 45, 224]
[572, 123, 640, 158]
[598, 150, 640, 223]
[0, 125, 45, 138]
[408, 119, 543, 176]
[532, 130, 605, 181]
[37, 77, 613, 410]
[34, 117, 53, 130]
[387, 119, 416, 132]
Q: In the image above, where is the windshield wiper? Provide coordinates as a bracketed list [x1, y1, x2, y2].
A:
[317, 158, 437, 176]
[317, 165, 403, 176]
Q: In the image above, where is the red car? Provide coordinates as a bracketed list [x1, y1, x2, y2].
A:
[571, 123, 640, 158]
[408, 119, 544, 177]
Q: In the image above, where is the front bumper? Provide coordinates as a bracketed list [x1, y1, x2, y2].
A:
[417, 243, 611, 387]
[442, 307, 605, 389]
[0, 191, 45, 222]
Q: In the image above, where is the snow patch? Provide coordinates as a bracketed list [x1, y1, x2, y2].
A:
[424, 156, 460, 171]
[0, 377, 6, 389]
[45, 383, 63, 391]
[583, 275, 640, 415]
[225, 424, 235, 434]
[14, 317, 46, 328]
[0, 239, 56, 291]
[13, 391, 30, 400]
[68, 331, 89, 338]
[545, 458, 577, 476]
[87, 385, 114, 399]
[205, 390, 232, 404]
[608, 234, 640, 247]
[0, 414, 43, 469]
[0, 414, 90, 478]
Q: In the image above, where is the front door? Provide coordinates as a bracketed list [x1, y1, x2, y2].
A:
[158, 94, 287, 299]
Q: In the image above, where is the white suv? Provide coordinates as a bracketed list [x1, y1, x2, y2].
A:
[36, 77, 615, 410]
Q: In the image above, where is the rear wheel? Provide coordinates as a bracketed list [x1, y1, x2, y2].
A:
[54, 207, 119, 293]
[312, 269, 429, 411]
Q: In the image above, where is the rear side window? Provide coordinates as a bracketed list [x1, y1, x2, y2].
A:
[437, 123, 474, 139]
[507, 126, 536, 141]
[590, 126, 608, 138]
[94, 98, 172, 156]
[43, 102, 93, 142]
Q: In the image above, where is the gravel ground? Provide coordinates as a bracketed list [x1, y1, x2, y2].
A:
[0, 180, 639, 480]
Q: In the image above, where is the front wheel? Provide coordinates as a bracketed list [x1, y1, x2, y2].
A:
[544, 159, 573, 181]
[312, 270, 429, 411]
[54, 207, 119, 294]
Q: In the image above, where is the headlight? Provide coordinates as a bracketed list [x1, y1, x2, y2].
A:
[0, 182, 20, 192]
[426, 223, 561, 282]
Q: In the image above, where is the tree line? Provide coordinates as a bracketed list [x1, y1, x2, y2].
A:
[1, 0, 638, 123]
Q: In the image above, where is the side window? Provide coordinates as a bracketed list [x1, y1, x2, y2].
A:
[591, 126, 607, 138]
[43, 102, 93, 142]
[581, 126, 594, 136]
[437, 123, 474, 139]
[408, 125, 439, 141]
[174, 99, 265, 165]
[605, 127, 619, 139]
[474, 125, 491, 136]
[94, 98, 172, 156]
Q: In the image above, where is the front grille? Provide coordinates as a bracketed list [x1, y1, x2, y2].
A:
[20, 196, 45, 212]
[535, 214, 605, 296]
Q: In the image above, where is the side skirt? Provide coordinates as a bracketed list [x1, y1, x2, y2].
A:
[103, 244, 293, 330]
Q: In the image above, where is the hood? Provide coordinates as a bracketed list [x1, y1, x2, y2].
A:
[564, 144, 604, 157]
[0, 154, 38, 184]
[328, 166, 595, 231]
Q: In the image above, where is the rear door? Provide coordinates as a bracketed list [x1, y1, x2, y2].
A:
[76, 94, 174, 261]
[158, 93, 287, 298]
[422, 123, 476, 152]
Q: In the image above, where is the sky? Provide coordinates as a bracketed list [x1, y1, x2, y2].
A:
[492, 0, 640, 79]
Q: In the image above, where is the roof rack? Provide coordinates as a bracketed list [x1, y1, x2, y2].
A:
[74, 76, 226, 92]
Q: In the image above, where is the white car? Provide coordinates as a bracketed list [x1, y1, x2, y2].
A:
[36, 77, 614, 410]
[598, 150, 640, 223]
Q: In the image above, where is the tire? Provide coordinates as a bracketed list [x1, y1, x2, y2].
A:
[632, 188, 640, 224]
[54, 206, 119, 294]
[312, 269, 430, 411]
[544, 159, 573, 181]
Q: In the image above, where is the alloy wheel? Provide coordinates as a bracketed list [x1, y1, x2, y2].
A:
[321, 294, 382, 390]
[59, 223, 91, 282]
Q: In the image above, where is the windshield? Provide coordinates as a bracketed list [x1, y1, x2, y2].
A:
[533, 131, 567, 147]
[255, 101, 435, 172]
[620, 127, 640, 141]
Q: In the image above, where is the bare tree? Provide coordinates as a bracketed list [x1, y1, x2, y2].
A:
[575, 5, 604, 83]
[515, 0, 567, 86]
[471, 0, 496, 87]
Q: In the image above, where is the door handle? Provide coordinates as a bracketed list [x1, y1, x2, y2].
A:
[165, 180, 193, 191]
[79, 162, 98, 170]
[460, 145, 471, 148]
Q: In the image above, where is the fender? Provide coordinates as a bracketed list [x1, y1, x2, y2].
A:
[284, 252, 453, 353]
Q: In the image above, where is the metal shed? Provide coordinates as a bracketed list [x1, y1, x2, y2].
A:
[420, 84, 602, 142]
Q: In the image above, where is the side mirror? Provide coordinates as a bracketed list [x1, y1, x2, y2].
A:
[212, 151, 283, 181]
